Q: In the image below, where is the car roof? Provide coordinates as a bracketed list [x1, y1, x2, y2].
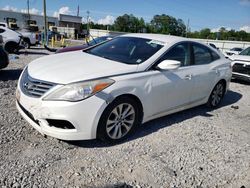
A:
[121, 33, 186, 45]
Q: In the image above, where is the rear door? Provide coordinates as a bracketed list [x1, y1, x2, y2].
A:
[189, 42, 220, 102]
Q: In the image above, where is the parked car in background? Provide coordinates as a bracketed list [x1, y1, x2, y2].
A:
[55, 36, 114, 53]
[0, 26, 23, 53]
[17, 30, 37, 49]
[16, 34, 232, 143]
[41, 31, 63, 41]
[208, 43, 218, 50]
[231, 46, 250, 82]
[0, 35, 9, 70]
[225, 47, 243, 58]
[0, 22, 36, 49]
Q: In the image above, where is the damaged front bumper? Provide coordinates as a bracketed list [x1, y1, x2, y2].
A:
[16, 86, 108, 140]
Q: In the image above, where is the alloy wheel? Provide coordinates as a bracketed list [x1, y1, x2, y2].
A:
[106, 103, 135, 139]
[211, 83, 224, 106]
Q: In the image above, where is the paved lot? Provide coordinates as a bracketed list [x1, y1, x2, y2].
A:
[0, 48, 250, 188]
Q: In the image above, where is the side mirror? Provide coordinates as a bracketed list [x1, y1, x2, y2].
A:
[157, 60, 181, 70]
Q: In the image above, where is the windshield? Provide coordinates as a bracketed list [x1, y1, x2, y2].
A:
[89, 36, 109, 46]
[86, 37, 164, 64]
[239, 47, 250, 56]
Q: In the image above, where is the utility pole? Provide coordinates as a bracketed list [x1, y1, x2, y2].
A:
[186, 19, 190, 38]
[77, 5, 79, 17]
[87, 11, 90, 36]
[27, 0, 30, 20]
[43, 0, 48, 45]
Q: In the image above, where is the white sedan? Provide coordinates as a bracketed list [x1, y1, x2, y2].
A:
[16, 34, 232, 143]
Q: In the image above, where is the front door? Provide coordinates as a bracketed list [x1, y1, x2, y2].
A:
[146, 42, 195, 118]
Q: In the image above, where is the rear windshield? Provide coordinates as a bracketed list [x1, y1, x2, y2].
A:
[85, 37, 164, 64]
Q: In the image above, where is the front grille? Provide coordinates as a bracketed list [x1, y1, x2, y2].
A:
[232, 63, 250, 76]
[20, 68, 56, 98]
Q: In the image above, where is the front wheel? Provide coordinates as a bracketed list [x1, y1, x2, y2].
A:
[207, 81, 225, 108]
[4, 42, 19, 53]
[97, 96, 141, 143]
[22, 39, 30, 49]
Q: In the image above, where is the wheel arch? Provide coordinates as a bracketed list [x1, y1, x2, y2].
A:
[217, 79, 227, 94]
[96, 93, 144, 142]
[112, 93, 144, 123]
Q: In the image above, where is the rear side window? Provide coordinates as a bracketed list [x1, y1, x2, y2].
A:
[0, 29, 5, 33]
[192, 43, 219, 65]
[192, 43, 212, 65]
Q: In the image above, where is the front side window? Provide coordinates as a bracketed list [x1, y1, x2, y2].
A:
[86, 37, 163, 64]
[159, 43, 191, 66]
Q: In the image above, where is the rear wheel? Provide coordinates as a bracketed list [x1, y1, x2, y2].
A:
[97, 96, 141, 143]
[207, 81, 225, 108]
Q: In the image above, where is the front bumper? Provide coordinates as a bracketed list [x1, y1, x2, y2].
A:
[232, 62, 250, 82]
[232, 72, 250, 82]
[16, 86, 108, 140]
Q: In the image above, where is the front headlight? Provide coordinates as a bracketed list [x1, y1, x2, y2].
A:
[43, 78, 115, 102]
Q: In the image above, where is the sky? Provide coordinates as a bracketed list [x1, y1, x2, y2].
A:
[0, 0, 250, 32]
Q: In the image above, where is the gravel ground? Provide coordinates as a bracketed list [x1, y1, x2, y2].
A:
[0, 48, 250, 188]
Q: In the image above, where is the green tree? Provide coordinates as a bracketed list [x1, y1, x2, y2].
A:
[150, 14, 186, 36]
[199, 28, 211, 39]
[113, 14, 145, 33]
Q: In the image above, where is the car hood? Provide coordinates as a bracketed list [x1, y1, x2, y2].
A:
[27, 51, 138, 84]
[56, 44, 88, 53]
[231, 55, 250, 63]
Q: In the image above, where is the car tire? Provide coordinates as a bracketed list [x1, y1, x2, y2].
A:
[23, 39, 31, 49]
[0, 46, 9, 69]
[4, 42, 19, 53]
[97, 96, 141, 143]
[207, 81, 225, 108]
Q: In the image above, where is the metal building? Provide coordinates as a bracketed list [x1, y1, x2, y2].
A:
[0, 9, 58, 31]
[58, 14, 82, 31]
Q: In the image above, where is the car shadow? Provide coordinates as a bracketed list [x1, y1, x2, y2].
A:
[66, 90, 242, 148]
[0, 69, 23, 81]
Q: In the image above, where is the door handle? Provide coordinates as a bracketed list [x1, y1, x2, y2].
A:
[184, 74, 192, 80]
